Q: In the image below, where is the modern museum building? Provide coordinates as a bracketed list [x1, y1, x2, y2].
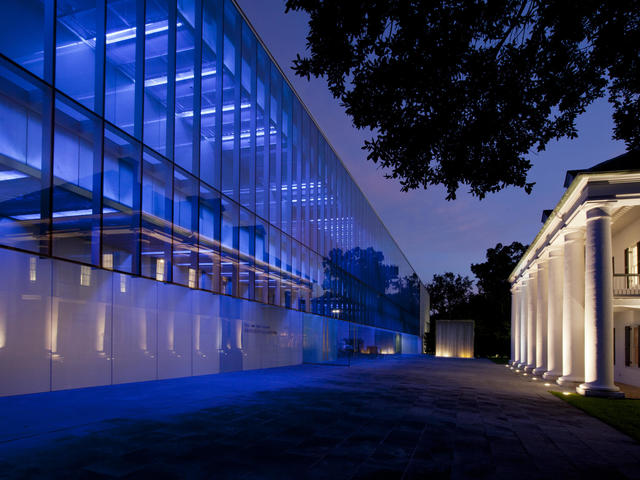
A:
[0, 0, 428, 396]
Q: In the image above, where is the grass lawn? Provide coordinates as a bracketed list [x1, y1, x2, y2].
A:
[551, 391, 640, 442]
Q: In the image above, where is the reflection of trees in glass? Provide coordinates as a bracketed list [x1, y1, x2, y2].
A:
[323, 247, 398, 293]
[391, 272, 421, 317]
[320, 247, 421, 328]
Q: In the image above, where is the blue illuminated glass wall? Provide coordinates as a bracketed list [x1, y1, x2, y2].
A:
[0, 0, 420, 335]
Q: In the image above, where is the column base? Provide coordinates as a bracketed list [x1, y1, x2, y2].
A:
[542, 371, 561, 381]
[577, 383, 625, 398]
[532, 367, 547, 377]
[556, 376, 583, 388]
[523, 364, 535, 373]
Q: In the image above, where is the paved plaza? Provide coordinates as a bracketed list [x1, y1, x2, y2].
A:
[1, 356, 640, 479]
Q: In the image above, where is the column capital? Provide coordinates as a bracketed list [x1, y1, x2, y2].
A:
[585, 204, 612, 220]
[564, 228, 584, 243]
[548, 247, 563, 259]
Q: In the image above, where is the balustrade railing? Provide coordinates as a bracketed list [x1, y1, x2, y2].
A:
[613, 274, 640, 296]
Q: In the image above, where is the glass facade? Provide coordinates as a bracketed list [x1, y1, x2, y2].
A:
[0, 0, 421, 337]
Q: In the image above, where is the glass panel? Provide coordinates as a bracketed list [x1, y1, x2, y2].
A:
[141, 149, 171, 281]
[318, 137, 326, 256]
[291, 239, 300, 309]
[0, 1, 46, 78]
[52, 95, 100, 264]
[173, 166, 198, 286]
[268, 224, 280, 305]
[174, 0, 196, 172]
[309, 122, 317, 252]
[220, 195, 238, 295]
[0, 60, 49, 253]
[312, 252, 321, 315]
[56, 0, 98, 110]
[238, 207, 254, 299]
[301, 245, 310, 312]
[269, 64, 281, 227]
[143, 0, 169, 155]
[301, 112, 310, 247]
[280, 233, 291, 308]
[281, 84, 292, 235]
[221, 0, 238, 199]
[254, 216, 268, 303]
[255, 45, 268, 220]
[105, 0, 137, 135]
[102, 125, 141, 274]
[200, 0, 220, 188]
[239, 23, 255, 211]
[0, 0, 424, 338]
[198, 182, 221, 292]
[291, 96, 301, 241]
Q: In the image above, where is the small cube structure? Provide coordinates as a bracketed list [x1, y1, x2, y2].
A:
[435, 320, 474, 358]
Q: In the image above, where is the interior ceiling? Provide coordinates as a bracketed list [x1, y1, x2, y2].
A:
[612, 205, 639, 235]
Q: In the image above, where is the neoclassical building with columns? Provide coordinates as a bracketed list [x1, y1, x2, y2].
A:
[509, 152, 640, 398]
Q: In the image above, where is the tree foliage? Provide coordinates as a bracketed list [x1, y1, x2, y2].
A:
[425, 241, 528, 356]
[471, 242, 528, 356]
[426, 272, 474, 319]
[471, 241, 529, 315]
[285, 0, 640, 199]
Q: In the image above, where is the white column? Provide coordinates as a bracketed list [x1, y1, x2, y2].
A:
[518, 279, 528, 369]
[533, 261, 548, 376]
[510, 286, 517, 365]
[577, 206, 623, 397]
[512, 284, 521, 367]
[525, 269, 537, 372]
[558, 230, 585, 386]
[543, 249, 563, 380]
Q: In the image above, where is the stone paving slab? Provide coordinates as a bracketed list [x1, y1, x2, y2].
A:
[1, 356, 640, 479]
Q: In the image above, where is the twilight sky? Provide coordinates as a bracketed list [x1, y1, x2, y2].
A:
[236, 0, 627, 284]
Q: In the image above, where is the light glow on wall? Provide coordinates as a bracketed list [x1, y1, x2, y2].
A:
[0, 170, 28, 181]
[139, 315, 148, 352]
[80, 266, 91, 287]
[435, 320, 474, 359]
[96, 304, 106, 354]
[156, 258, 165, 282]
[29, 256, 36, 283]
[0, 312, 6, 349]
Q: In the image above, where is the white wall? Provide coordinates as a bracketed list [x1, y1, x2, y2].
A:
[0, 246, 420, 397]
[401, 334, 421, 354]
[614, 309, 640, 386]
[435, 320, 474, 358]
[51, 262, 112, 390]
[612, 209, 640, 274]
[0, 247, 305, 397]
[0, 249, 51, 395]
[112, 275, 158, 384]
